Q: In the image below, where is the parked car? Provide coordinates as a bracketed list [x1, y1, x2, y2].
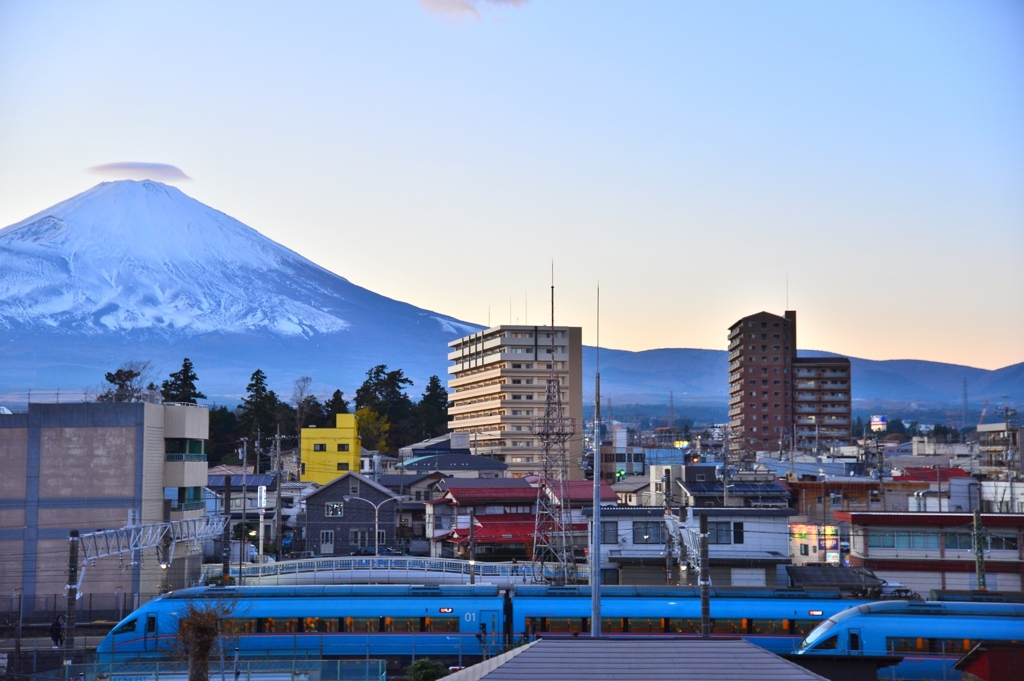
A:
[349, 546, 400, 556]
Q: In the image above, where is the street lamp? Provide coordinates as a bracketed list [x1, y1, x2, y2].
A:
[343, 495, 411, 556]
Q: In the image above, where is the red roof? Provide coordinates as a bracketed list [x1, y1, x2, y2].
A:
[895, 467, 971, 482]
[444, 487, 538, 504]
[448, 514, 588, 544]
[549, 480, 618, 503]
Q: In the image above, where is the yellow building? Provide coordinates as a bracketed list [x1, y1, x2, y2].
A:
[300, 413, 361, 485]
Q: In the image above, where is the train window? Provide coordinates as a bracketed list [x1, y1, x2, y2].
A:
[423, 617, 459, 632]
[791, 620, 821, 636]
[601, 618, 625, 634]
[666, 619, 700, 634]
[346, 617, 379, 633]
[888, 638, 976, 654]
[385, 617, 419, 633]
[815, 634, 838, 650]
[224, 619, 257, 634]
[112, 619, 137, 635]
[628, 618, 660, 634]
[849, 631, 860, 651]
[546, 618, 583, 634]
[749, 619, 780, 634]
[301, 617, 339, 633]
[261, 618, 299, 633]
[710, 619, 744, 634]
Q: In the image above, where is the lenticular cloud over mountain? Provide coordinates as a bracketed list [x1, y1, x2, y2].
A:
[0, 180, 481, 398]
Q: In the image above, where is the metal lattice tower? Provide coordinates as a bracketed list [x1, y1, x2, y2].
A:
[531, 279, 577, 585]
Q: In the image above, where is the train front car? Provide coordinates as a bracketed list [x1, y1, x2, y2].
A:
[97, 585, 507, 667]
[795, 600, 1024, 680]
[509, 585, 873, 652]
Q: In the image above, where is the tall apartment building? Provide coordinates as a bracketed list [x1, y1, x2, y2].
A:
[727, 310, 851, 455]
[0, 402, 209, 612]
[447, 325, 583, 479]
[792, 357, 852, 451]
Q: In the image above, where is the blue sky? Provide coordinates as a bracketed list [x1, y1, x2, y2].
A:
[1, 1, 1021, 368]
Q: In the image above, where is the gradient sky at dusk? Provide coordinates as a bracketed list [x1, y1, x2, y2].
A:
[1, 1, 1021, 369]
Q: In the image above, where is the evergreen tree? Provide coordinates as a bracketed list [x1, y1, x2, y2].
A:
[207, 405, 240, 466]
[355, 365, 414, 424]
[239, 369, 280, 439]
[96, 360, 157, 403]
[417, 375, 449, 439]
[161, 358, 207, 404]
[321, 389, 350, 426]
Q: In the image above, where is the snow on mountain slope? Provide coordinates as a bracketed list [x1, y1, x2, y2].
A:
[0, 180, 470, 338]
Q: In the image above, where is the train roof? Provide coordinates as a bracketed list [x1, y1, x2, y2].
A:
[830, 600, 1024, 625]
[511, 585, 844, 599]
[164, 585, 500, 600]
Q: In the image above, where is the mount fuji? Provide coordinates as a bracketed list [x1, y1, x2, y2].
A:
[0, 180, 481, 401]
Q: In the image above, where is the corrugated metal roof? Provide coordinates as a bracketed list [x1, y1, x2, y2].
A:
[443, 638, 830, 681]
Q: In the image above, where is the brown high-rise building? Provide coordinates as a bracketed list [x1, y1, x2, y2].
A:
[728, 310, 851, 455]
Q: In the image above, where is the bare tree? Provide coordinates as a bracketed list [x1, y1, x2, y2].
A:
[176, 599, 236, 681]
[95, 360, 160, 403]
[292, 376, 313, 432]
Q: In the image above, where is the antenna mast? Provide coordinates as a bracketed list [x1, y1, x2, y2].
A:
[531, 264, 576, 585]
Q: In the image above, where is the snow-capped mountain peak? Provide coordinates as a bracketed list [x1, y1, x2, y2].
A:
[0, 180, 473, 339]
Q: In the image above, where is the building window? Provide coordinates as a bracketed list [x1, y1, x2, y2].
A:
[337, 462, 349, 471]
[512, 395, 522, 400]
[350, 482, 359, 495]
[377, 529, 386, 545]
[633, 521, 666, 544]
[526, 395, 534, 400]
[601, 521, 618, 544]
[325, 503, 344, 517]
[708, 521, 732, 544]
[338, 444, 350, 452]
[320, 529, 334, 543]
[511, 363, 522, 369]
[512, 379, 522, 384]
[733, 522, 744, 544]
[799, 544, 809, 556]
[313, 444, 326, 452]
[350, 529, 368, 548]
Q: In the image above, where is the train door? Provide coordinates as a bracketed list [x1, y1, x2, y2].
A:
[480, 610, 499, 652]
[143, 614, 158, 652]
[848, 628, 861, 654]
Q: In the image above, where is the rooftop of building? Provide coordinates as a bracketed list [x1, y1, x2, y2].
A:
[443, 637, 829, 681]
[207, 473, 278, 491]
[611, 475, 651, 493]
[399, 452, 509, 471]
[834, 511, 1024, 527]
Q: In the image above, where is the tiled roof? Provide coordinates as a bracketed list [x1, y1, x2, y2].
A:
[446, 487, 538, 504]
[549, 480, 618, 502]
[895, 466, 971, 482]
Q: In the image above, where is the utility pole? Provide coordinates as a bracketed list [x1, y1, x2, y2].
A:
[275, 426, 283, 562]
[65, 530, 80, 652]
[469, 508, 476, 585]
[699, 513, 710, 638]
[240, 438, 248, 586]
[591, 284, 602, 638]
[974, 510, 987, 591]
[222, 475, 232, 582]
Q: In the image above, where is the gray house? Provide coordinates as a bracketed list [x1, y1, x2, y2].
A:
[304, 472, 405, 555]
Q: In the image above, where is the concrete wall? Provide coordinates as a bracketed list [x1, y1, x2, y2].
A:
[0, 402, 210, 609]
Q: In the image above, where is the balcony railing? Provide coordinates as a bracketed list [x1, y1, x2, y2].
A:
[165, 453, 207, 462]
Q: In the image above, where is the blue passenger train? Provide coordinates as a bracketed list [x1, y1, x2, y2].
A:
[95, 584, 874, 663]
[795, 600, 1024, 681]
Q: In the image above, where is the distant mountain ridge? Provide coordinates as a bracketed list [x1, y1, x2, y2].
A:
[0, 180, 482, 400]
[0, 180, 1018, 408]
[583, 347, 1022, 405]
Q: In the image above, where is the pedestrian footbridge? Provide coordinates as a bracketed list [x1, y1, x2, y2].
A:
[202, 556, 586, 587]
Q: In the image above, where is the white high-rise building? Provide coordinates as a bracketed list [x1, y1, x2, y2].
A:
[447, 325, 583, 479]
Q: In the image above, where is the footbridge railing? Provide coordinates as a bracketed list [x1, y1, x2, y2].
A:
[201, 556, 588, 586]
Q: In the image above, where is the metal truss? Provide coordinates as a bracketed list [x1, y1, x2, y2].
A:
[79, 515, 229, 563]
